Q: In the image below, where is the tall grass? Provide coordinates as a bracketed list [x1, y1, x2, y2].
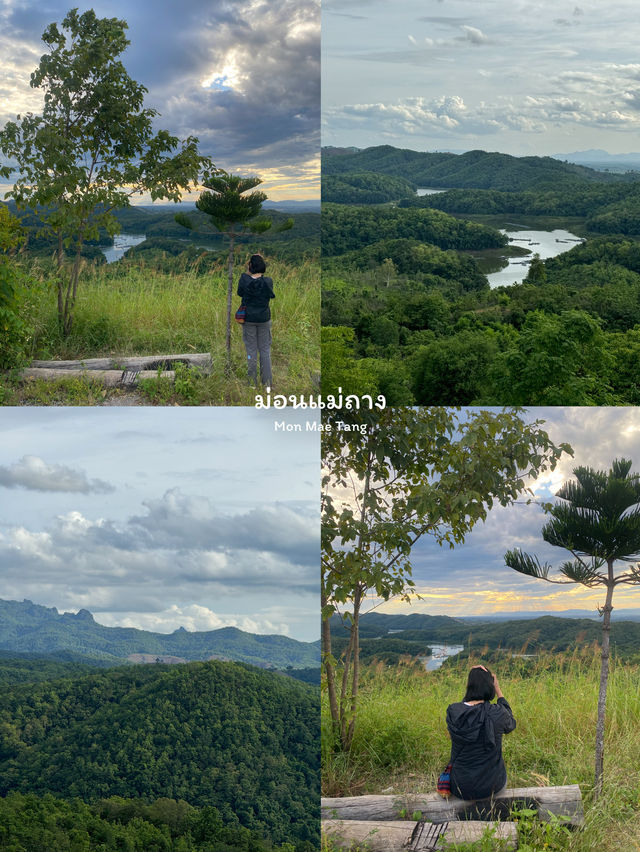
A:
[322, 650, 640, 850]
[20, 255, 319, 399]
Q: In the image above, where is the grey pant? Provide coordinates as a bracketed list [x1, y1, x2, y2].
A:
[242, 320, 272, 386]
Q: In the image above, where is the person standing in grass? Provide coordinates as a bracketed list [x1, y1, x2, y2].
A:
[237, 253, 275, 387]
[445, 665, 516, 800]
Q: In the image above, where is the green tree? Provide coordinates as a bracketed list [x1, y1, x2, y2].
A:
[525, 252, 547, 285]
[504, 458, 640, 797]
[412, 329, 500, 404]
[176, 172, 292, 374]
[493, 310, 615, 404]
[0, 9, 210, 336]
[379, 257, 397, 287]
[320, 326, 379, 397]
[0, 205, 31, 368]
[322, 407, 571, 751]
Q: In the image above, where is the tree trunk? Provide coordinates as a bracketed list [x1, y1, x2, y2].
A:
[56, 232, 65, 336]
[60, 230, 85, 337]
[321, 578, 340, 739]
[56, 232, 64, 272]
[345, 590, 361, 751]
[338, 607, 357, 749]
[225, 229, 235, 376]
[594, 574, 614, 798]
[342, 448, 373, 751]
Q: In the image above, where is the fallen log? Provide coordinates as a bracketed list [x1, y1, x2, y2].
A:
[28, 353, 212, 371]
[322, 818, 518, 851]
[17, 368, 174, 387]
[322, 784, 583, 828]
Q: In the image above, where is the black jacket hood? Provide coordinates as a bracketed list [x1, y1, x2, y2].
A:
[446, 701, 496, 748]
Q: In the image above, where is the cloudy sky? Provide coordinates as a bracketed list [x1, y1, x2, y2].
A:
[0, 408, 320, 641]
[1, 0, 319, 201]
[341, 408, 640, 620]
[323, 0, 640, 156]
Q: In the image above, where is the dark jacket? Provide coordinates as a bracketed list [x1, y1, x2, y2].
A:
[446, 697, 516, 800]
[237, 273, 275, 323]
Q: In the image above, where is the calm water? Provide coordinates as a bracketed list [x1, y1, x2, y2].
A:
[416, 187, 448, 196]
[101, 233, 146, 263]
[486, 228, 583, 288]
[419, 643, 464, 671]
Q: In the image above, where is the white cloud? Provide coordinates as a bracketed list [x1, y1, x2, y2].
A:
[0, 487, 319, 621]
[460, 25, 489, 45]
[97, 603, 292, 636]
[0, 455, 114, 494]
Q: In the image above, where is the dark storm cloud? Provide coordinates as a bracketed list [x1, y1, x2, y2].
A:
[0, 456, 114, 494]
[159, 88, 318, 167]
[2, 0, 319, 174]
[128, 0, 320, 167]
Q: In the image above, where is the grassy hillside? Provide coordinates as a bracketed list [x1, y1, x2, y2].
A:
[322, 652, 640, 851]
[1, 660, 319, 846]
[1, 253, 319, 405]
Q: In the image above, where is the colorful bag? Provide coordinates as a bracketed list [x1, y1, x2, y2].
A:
[235, 304, 247, 324]
[437, 762, 452, 797]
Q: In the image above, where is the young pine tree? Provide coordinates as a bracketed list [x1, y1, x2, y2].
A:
[177, 171, 292, 375]
[505, 458, 640, 797]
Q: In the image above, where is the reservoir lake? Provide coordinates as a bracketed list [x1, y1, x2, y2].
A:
[415, 190, 584, 288]
[486, 227, 584, 288]
[101, 233, 146, 263]
[419, 643, 465, 671]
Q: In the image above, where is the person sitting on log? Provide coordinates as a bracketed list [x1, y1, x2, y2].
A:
[445, 665, 516, 800]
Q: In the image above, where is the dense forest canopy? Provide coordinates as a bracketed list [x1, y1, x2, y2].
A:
[322, 172, 416, 204]
[0, 660, 319, 847]
[321, 144, 640, 405]
[0, 791, 316, 851]
[322, 203, 507, 255]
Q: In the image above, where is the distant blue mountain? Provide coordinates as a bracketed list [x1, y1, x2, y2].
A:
[553, 149, 640, 171]
[0, 598, 320, 668]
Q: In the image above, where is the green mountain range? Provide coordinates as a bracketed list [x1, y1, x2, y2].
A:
[0, 598, 320, 668]
[330, 611, 640, 658]
[322, 145, 634, 192]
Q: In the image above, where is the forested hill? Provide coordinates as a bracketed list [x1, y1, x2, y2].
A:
[0, 660, 319, 846]
[111, 204, 320, 243]
[322, 145, 634, 191]
[331, 611, 640, 657]
[0, 598, 320, 667]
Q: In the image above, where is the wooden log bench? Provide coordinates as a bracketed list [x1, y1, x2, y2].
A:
[18, 367, 175, 387]
[28, 353, 212, 371]
[322, 818, 518, 851]
[322, 785, 584, 828]
[15, 352, 212, 387]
